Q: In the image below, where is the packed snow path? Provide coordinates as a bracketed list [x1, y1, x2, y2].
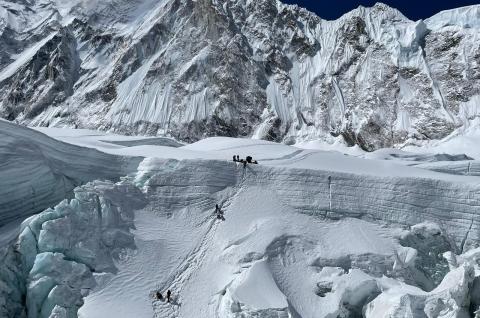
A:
[152, 168, 248, 318]
[151, 217, 220, 318]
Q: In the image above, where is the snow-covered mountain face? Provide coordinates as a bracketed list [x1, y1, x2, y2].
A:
[0, 0, 479, 149]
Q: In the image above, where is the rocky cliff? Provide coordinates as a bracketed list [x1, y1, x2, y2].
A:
[0, 0, 479, 150]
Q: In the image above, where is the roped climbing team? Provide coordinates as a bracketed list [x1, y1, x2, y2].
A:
[154, 155, 259, 306]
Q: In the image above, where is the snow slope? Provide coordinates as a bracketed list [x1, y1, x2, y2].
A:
[67, 156, 480, 317]
[2, 127, 480, 317]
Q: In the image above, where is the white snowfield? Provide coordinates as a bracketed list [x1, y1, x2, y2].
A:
[1, 125, 480, 317]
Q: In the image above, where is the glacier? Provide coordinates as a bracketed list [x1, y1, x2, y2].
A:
[0, 179, 146, 318]
[1, 124, 480, 317]
[0, 120, 142, 227]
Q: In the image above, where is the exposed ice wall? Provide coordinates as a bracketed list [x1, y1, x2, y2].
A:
[0, 180, 146, 318]
[137, 158, 480, 248]
[0, 120, 142, 226]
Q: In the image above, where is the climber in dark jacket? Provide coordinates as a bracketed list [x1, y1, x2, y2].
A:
[233, 155, 237, 162]
[156, 291, 163, 300]
[215, 204, 225, 220]
[167, 289, 172, 303]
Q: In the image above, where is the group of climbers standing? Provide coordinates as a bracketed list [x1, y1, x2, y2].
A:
[233, 154, 258, 167]
[214, 154, 259, 221]
[155, 289, 172, 302]
[215, 204, 224, 220]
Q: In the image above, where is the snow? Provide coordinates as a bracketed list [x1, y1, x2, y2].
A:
[0, 33, 57, 83]
[32, 127, 183, 150]
[2, 124, 480, 317]
[10, 180, 146, 318]
[1, 2, 480, 317]
[426, 5, 480, 30]
[0, 218, 23, 247]
[233, 260, 288, 310]
[78, 178, 401, 318]
[0, 0, 478, 154]
[403, 117, 480, 160]
[365, 264, 474, 318]
[33, 129, 480, 184]
[0, 121, 141, 226]
[76, 158, 480, 317]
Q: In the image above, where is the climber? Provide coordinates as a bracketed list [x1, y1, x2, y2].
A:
[215, 204, 225, 220]
[167, 289, 172, 303]
[244, 155, 258, 164]
[215, 204, 223, 219]
[236, 155, 240, 161]
[155, 291, 163, 300]
[233, 155, 237, 162]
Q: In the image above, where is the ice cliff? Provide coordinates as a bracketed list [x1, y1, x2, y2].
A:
[0, 180, 146, 317]
[0, 120, 141, 226]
